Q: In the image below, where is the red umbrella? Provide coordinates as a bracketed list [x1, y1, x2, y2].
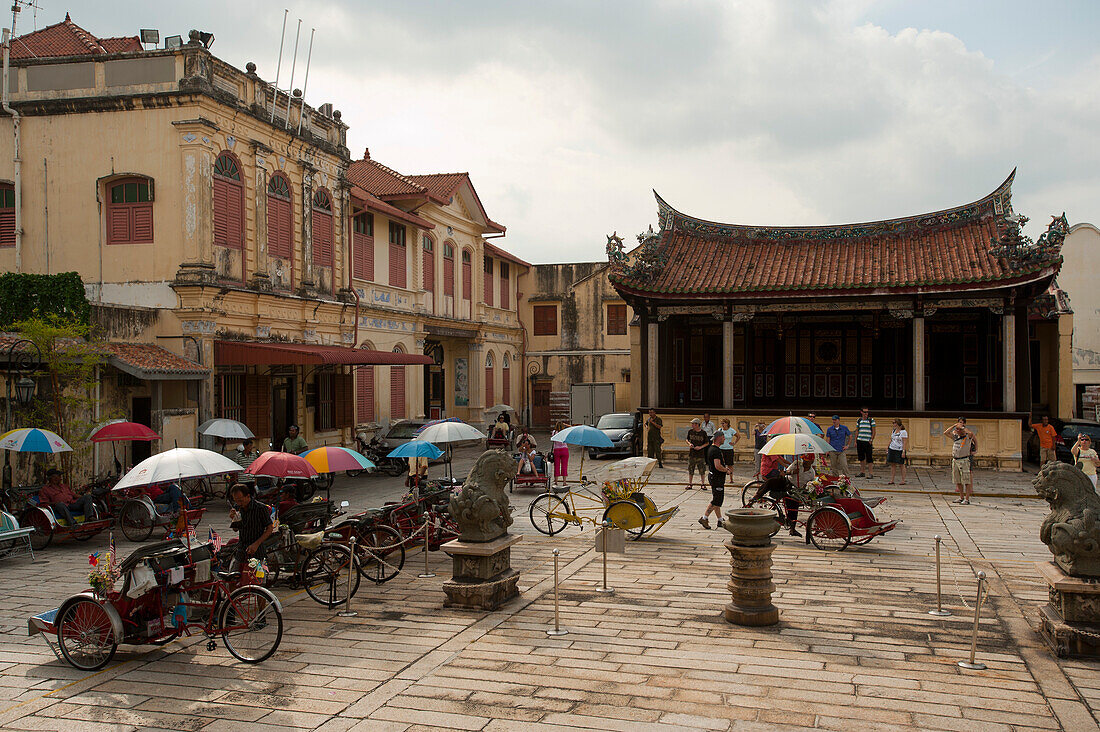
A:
[90, 421, 160, 443]
[245, 451, 318, 479]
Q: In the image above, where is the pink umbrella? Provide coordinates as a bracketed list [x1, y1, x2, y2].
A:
[245, 451, 318, 479]
[89, 420, 160, 442]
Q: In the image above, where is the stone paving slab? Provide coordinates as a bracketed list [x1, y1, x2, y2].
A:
[0, 450, 1096, 731]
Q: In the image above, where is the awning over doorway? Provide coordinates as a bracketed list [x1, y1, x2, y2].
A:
[215, 341, 433, 366]
[107, 343, 208, 380]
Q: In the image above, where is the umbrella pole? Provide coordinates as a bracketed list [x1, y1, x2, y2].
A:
[578, 448, 584, 483]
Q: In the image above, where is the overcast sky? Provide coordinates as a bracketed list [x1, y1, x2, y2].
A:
[52, 0, 1100, 262]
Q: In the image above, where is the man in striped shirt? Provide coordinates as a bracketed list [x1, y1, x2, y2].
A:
[855, 407, 876, 478]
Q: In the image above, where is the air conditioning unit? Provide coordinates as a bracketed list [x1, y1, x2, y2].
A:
[318, 103, 333, 118]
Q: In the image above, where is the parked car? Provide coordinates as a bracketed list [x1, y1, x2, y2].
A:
[587, 413, 636, 459]
[1025, 418, 1100, 464]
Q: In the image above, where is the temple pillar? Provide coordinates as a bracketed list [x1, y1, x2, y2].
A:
[647, 321, 659, 407]
[913, 316, 925, 410]
[723, 320, 735, 409]
[1003, 312, 1016, 412]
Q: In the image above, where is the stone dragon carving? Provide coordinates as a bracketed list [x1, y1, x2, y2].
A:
[990, 213, 1068, 263]
[448, 450, 515, 542]
[1035, 461, 1100, 578]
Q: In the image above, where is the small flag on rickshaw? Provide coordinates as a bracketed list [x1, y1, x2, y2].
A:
[209, 528, 222, 552]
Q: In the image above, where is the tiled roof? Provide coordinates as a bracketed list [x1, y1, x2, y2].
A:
[611, 171, 1061, 299]
[347, 156, 427, 199]
[349, 186, 434, 230]
[485, 241, 530, 269]
[10, 15, 141, 60]
[407, 173, 467, 203]
[106, 343, 208, 378]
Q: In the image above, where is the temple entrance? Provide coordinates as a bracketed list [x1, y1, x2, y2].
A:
[665, 321, 722, 408]
[926, 314, 1001, 411]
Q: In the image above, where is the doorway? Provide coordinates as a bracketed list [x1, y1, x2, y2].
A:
[424, 342, 445, 419]
[271, 377, 296, 450]
[532, 381, 551, 428]
[131, 396, 152, 464]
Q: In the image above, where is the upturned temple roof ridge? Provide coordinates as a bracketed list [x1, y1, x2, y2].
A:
[653, 168, 1016, 241]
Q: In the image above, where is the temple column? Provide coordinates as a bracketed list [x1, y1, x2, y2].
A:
[912, 315, 925, 410]
[723, 320, 735, 409]
[1003, 312, 1016, 412]
[647, 321, 659, 407]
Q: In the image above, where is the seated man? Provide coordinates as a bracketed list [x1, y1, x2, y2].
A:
[148, 481, 184, 514]
[228, 483, 274, 566]
[38, 468, 96, 525]
[490, 415, 510, 440]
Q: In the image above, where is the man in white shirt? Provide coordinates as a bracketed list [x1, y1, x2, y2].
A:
[700, 412, 717, 439]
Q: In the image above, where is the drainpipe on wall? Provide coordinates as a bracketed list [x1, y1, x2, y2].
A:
[2, 28, 22, 273]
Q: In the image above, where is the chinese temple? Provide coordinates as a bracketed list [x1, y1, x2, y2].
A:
[609, 171, 1072, 469]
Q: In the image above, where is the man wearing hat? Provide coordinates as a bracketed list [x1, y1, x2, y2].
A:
[685, 418, 710, 490]
[38, 468, 97, 525]
[825, 415, 852, 475]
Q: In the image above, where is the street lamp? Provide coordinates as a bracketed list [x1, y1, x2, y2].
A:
[3, 339, 41, 490]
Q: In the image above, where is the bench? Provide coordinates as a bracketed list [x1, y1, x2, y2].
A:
[0, 510, 36, 561]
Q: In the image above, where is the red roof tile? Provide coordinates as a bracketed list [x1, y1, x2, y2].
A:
[347, 156, 427, 200]
[407, 173, 467, 203]
[10, 15, 140, 60]
[611, 171, 1061, 299]
[106, 343, 207, 377]
[349, 186, 434, 230]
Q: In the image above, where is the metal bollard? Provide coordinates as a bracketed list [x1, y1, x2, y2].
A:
[547, 548, 568, 636]
[337, 537, 358, 618]
[596, 520, 614, 595]
[928, 535, 951, 617]
[418, 518, 436, 579]
[958, 570, 987, 670]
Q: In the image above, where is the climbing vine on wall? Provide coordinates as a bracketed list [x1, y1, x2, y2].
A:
[0, 272, 90, 328]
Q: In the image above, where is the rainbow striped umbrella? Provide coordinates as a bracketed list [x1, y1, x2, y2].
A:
[763, 417, 823, 436]
[0, 428, 72, 453]
[301, 446, 376, 474]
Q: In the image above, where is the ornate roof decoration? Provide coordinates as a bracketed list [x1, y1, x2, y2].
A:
[989, 213, 1067, 264]
[607, 226, 667, 280]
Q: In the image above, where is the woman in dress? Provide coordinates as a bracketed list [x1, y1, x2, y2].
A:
[887, 419, 908, 485]
[1071, 433, 1100, 489]
[552, 421, 570, 485]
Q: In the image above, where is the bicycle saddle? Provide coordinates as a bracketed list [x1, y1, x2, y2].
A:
[295, 531, 324, 550]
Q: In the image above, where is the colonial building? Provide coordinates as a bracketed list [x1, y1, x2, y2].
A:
[520, 263, 633, 427]
[609, 172, 1071, 469]
[1059, 222, 1100, 418]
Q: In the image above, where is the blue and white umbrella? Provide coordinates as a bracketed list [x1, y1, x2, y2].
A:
[387, 440, 445, 460]
[0, 427, 72, 453]
[550, 424, 615, 481]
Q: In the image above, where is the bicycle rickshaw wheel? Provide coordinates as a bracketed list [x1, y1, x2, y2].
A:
[807, 506, 851, 551]
[23, 508, 52, 550]
[219, 585, 283, 663]
[301, 544, 360, 608]
[741, 480, 765, 507]
[57, 598, 118, 671]
[119, 500, 154, 542]
[180, 477, 211, 508]
[355, 524, 405, 583]
[345, 469, 365, 478]
[603, 500, 647, 540]
[529, 494, 570, 536]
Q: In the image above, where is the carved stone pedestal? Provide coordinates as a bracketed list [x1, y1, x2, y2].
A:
[724, 541, 779, 626]
[1037, 561, 1100, 658]
[441, 534, 522, 611]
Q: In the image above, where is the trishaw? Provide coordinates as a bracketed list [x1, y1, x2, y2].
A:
[6, 485, 113, 551]
[107, 484, 206, 543]
[29, 539, 283, 670]
[378, 484, 460, 551]
[508, 451, 550, 493]
[742, 473, 898, 551]
[529, 457, 679, 540]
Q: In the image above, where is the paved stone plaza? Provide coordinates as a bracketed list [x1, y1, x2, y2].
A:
[1, 450, 1098, 731]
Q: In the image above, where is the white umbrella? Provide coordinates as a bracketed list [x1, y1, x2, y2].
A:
[594, 457, 658, 483]
[197, 418, 254, 440]
[483, 404, 516, 416]
[417, 421, 485, 444]
[114, 447, 243, 491]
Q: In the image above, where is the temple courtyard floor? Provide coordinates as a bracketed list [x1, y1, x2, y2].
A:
[0, 451, 1097, 731]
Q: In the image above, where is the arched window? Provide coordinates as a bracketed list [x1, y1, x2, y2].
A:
[213, 153, 244, 250]
[501, 352, 511, 406]
[106, 177, 154, 245]
[266, 173, 292, 263]
[443, 241, 455, 297]
[0, 183, 12, 248]
[312, 188, 334, 270]
[352, 212, 374, 281]
[484, 351, 495, 408]
[391, 344, 406, 419]
[422, 235, 435, 312]
[461, 248, 472, 302]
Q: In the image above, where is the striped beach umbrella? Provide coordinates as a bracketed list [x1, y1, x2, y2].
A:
[763, 417, 824, 436]
[0, 428, 72, 453]
[302, 446, 376, 474]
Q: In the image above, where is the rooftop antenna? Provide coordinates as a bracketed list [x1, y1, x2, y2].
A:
[296, 27, 315, 135]
[283, 18, 302, 129]
[269, 9, 288, 123]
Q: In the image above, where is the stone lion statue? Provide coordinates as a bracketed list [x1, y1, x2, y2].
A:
[1035, 461, 1100, 577]
[449, 450, 515, 542]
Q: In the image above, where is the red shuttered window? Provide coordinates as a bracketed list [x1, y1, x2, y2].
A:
[502, 356, 511, 406]
[390, 366, 406, 419]
[352, 213, 373, 281]
[388, 222, 407, 288]
[533, 305, 557, 336]
[443, 242, 455, 296]
[461, 249, 472, 302]
[483, 256, 494, 306]
[213, 154, 244, 250]
[312, 189, 334, 268]
[0, 185, 12, 247]
[105, 178, 154, 245]
[484, 353, 495, 409]
[357, 365, 375, 422]
[266, 174, 292, 260]
[422, 236, 435, 311]
[607, 303, 628, 335]
[500, 262, 510, 310]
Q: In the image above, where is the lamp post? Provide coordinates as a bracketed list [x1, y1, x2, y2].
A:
[3, 339, 41, 490]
